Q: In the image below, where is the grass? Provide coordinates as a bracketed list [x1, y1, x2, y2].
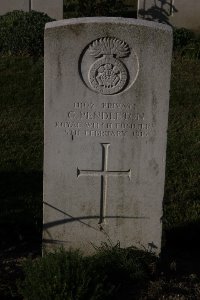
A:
[161, 58, 200, 276]
[164, 58, 200, 228]
[0, 57, 43, 171]
[0, 57, 43, 247]
[0, 55, 199, 298]
[18, 246, 157, 300]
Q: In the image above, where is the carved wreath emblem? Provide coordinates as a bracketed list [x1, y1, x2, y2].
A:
[88, 38, 130, 95]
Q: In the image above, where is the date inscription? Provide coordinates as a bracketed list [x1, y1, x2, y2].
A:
[55, 101, 152, 138]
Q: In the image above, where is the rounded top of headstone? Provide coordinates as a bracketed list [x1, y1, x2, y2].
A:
[45, 17, 173, 34]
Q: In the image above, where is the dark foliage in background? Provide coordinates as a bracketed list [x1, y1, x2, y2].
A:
[0, 10, 54, 56]
[173, 28, 200, 59]
[0, 10, 199, 58]
[63, 0, 137, 18]
[173, 27, 194, 50]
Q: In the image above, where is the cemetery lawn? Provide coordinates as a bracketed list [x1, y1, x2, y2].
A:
[0, 56, 200, 298]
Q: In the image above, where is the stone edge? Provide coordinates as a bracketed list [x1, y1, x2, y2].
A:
[45, 17, 173, 33]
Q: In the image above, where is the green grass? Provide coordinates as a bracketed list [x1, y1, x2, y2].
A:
[0, 56, 43, 171]
[0, 57, 43, 242]
[164, 58, 200, 229]
[18, 245, 157, 300]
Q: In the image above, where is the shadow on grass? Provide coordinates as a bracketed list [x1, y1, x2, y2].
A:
[0, 171, 43, 253]
[162, 220, 200, 275]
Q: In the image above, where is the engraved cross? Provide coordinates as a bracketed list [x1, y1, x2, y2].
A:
[77, 143, 131, 225]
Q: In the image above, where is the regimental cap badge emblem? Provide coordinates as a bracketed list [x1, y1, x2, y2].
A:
[88, 38, 130, 95]
[80, 37, 139, 96]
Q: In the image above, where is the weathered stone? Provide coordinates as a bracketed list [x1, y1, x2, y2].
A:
[0, 0, 30, 15]
[31, 0, 63, 20]
[43, 17, 172, 254]
[138, 0, 200, 32]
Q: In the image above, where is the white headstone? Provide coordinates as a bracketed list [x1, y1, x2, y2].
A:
[31, 0, 63, 20]
[0, 0, 29, 15]
[43, 17, 172, 254]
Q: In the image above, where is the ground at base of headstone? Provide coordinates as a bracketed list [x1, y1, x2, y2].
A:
[0, 235, 41, 300]
[1, 240, 200, 300]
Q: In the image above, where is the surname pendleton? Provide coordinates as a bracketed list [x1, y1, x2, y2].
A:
[67, 111, 144, 121]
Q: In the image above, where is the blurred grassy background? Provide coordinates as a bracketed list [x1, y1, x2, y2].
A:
[0, 57, 43, 248]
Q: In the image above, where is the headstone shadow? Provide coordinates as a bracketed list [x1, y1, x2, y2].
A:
[0, 171, 42, 253]
[162, 220, 200, 274]
[139, 0, 178, 26]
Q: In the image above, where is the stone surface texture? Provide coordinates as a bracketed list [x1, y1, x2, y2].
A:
[43, 17, 172, 254]
[31, 0, 63, 20]
[138, 0, 200, 32]
[0, 0, 29, 15]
